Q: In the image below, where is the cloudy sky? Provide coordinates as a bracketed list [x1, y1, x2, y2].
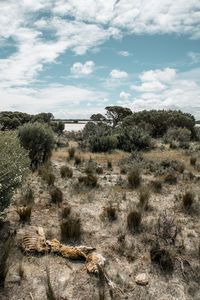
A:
[0, 0, 200, 119]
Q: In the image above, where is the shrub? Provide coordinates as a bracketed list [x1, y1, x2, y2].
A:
[88, 135, 117, 152]
[150, 246, 174, 272]
[127, 167, 141, 188]
[0, 132, 30, 212]
[0, 237, 14, 286]
[107, 159, 112, 169]
[103, 204, 117, 221]
[39, 168, 55, 185]
[74, 155, 82, 165]
[190, 156, 197, 166]
[117, 125, 151, 152]
[127, 210, 142, 232]
[18, 122, 55, 170]
[68, 147, 75, 160]
[21, 185, 34, 205]
[61, 204, 71, 218]
[60, 214, 81, 241]
[138, 185, 150, 210]
[182, 191, 194, 209]
[164, 172, 177, 184]
[164, 127, 191, 143]
[151, 179, 162, 193]
[179, 141, 190, 149]
[96, 166, 103, 174]
[60, 166, 73, 178]
[17, 205, 33, 223]
[155, 213, 177, 245]
[78, 174, 98, 187]
[50, 187, 63, 203]
[120, 166, 127, 174]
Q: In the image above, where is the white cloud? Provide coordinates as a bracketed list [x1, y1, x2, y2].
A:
[70, 61, 95, 77]
[120, 91, 131, 99]
[139, 68, 176, 82]
[127, 68, 200, 119]
[118, 51, 131, 56]
[110, 69, 128, 79]
[188, 51, 200, 63]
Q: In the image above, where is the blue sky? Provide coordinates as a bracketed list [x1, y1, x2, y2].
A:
[0, 0, 200, 119]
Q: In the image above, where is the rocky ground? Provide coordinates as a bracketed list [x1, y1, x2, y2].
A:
[0, 138, 200, 300]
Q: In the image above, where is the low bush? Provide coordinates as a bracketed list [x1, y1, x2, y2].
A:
[0, 237, 14, 286]
[182, 191, 194, 209]
[74, 155, 82, 165]
[96, 166, 103, 174]
[127, 210, 142, 232]
[60, 214, 81, 241]
[150, 246, 174, 272]
[68, 147, 75, 159]
[127, 167, 141, 188]
[190, 156, 197, 166]
[88, 135, 117, 153]
[151, 179, 162, 193]
[138, 185, 150, 210]
[39, 166, 55, 185]
[17, 205, 33, 223]
[60, 166, 73, 178]
[164, 172, 177, 185]
[78, 174, 98, 187]
[103, 204, 117, 221]
[107, 159, 112, 169]
[61, 204, 71, 218]
[50, 187, 63, 203]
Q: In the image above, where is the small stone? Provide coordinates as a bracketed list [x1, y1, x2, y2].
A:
[135, 273, 148, 286]
[10, 275, 21, 282]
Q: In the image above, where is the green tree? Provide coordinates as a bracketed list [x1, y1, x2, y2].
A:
[0, 132, 30, 212]
[18, 122, 55, 170]
[90, 113, 106, 122]
[105, 106, 132, 128]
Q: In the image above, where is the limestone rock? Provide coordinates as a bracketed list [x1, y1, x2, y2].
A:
[135, 273, 148, 286]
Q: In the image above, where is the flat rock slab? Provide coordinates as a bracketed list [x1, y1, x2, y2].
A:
[135, 273, 149, 286]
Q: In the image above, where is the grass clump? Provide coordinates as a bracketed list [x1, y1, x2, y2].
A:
[60, 166, 73, 178]
[78, 174, 98, 187]
[96, 166, 103, 174]
[138, 185, 150, 210]
[190, 156, 197, 166]
[151, 179, 162, 193]
[127, 167, 141, 188]
[182, 191, 194, 209]
[61, 204, 71, 218]
[17, 205, 33, 223]
[60, 214, 81, 241]
[21, 184, 34, 205]
[107, 159, 112, 169]
[50, 187, 63, 203]
[68, 147, 75, 160]
[103, 203, 117, 221]
[150, 246, 174, 273]
[164, 171, 177, 185]
[39, 166, 55, 185]
[74, 154, 82, 165]
[127, 210, 142, 233]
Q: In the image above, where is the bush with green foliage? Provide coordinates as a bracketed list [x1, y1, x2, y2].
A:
[164, 127, 191, 144]
[123, 109, 195, 137]
[127, 167, 141, 188]
[0, 132, 30, 212]
[18, 122, 55, 170]
[82, 121, 112, 139]
[88, 135, 118, 152]
[117, 125, 151, 152]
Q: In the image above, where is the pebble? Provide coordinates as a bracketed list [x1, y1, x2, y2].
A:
[135, 273, 148, 286]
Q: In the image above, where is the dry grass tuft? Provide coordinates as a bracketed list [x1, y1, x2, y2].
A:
[138, 185, 151, 210]
[78, 174, 98, 187]
[68, 147, 75, 160]
[127, 167, 141, 188]
[107, 159, 112, 169]
[127, 210, 142, 233]
[182, 191, 194, 209]
[60, 165, 73, 178]
[0, 237, 14, 286]
[151, 179, 162, 193]
[150, 246, 174, 273]
[60, 214, 81, 241]
[74, 154, 82, 165]
[38, 166, 55, 185]
[190, 156, 197, 166]
[17, 205, 33, 223]
[103, 203, 117, 221]
[50, 187, 63, 203]
[164, 171, 177, 185]
[61, 204, 71, 218]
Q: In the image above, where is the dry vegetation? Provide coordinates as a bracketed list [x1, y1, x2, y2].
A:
[0, 135, 200, 300]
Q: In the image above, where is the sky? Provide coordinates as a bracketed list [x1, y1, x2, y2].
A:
[0, 0, 200, 119]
